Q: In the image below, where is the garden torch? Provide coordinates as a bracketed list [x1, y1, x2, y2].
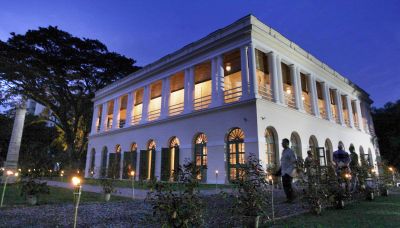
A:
[130, 170, 135, 199]
[72, 176, 82, 228]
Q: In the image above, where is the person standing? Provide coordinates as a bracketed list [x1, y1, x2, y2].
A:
[280, 138, 297, 203]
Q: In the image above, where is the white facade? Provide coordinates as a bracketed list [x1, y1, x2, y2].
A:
[85, 15, 378, 183]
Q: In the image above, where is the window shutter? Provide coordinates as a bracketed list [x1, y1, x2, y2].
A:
[174, 147, 180, 181]
[139, 150, 147, 180]
[150, 149, 156, 180]
[107, 153, 116, 178]
[132, 150, 137, 175]
[161, 148, 170, 181]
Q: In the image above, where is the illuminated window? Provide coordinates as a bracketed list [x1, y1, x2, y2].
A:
[227, 128, 245, 181]
[223, 49, 242, 103]
[194, 133, 208, 182]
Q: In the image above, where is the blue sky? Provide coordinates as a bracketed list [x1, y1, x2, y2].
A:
[1, 0, 399, 107]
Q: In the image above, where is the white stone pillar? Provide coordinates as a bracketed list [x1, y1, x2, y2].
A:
[309, 75, 320, 117]
[335, 90, 345, 125]
[140, 85, 150, 124]
[2, 105, 26, 183]
[355, 99, 364, 132]
[295, 67, 305, 111]
[268, 52, 280, 104]
[91, 104, 99, 134]
[240, 46, 250, 99]
[183, 67, 194, 114]
[100, 103, 107, 132]
[125, 92, 133, 127]
[248, 44, 259, 99]
[323, 83, 333, 121]
[211, 56, 224, 107]
[160, 77, 170, 119]
[346, 96, 355, 128]
[276, 55, 285, 104]
[290, 64, 301, 110]
[112, 97, 120, 129]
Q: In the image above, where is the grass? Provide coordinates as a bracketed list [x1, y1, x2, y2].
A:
[46, 176, 233, 190]
[269, 193, 400, 227]
[0, 184, 126, 207]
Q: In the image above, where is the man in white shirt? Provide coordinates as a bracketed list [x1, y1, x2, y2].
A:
[280, 138, 297, 202]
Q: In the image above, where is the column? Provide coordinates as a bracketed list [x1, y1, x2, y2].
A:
[268, 52, 280, 104]
[183, 67, 194, 114]
[309, 75, 320, 117]
[91, 104, 99, 134]
[355, 99, 364, 132]
[290, 64, 301, 110]
[276, 55, 285, 104]
[125, 92, 133, 127]
[240, 46, 250, 99]
[160, 77, 170, 119]
[323, 83, 333, 121]
[335, 90, 345, 125]
[100, 102, 107, 132]
[295, 67, 305, 111]
[112, 97, 120, 129]
[248, 44, 259, 99]
[346, 96, 355, 128]
[140, 85, 150, 124]
[211, 56, 224, 107]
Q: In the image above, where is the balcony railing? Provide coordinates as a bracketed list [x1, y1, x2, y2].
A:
[132, 114, 142, 125]
[169, 102, 184, 116]
[344, 119, 350, 127]
[284, 93, 296, 109]
[119, 120, 126, 128]
[304, 102, 312, 114]
[320, 108, 327, 119]
[193, 94, 212, 111]
[224, 86, 242, 103]
[258, 85, 273, 101]
[148, 109, 161, 121]
[332, 112, 340, 124]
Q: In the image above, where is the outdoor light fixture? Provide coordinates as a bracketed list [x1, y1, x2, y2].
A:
[225, 63, 231, 72]
[268, 174, 275, 221]
[215, 170, 219, 192]
[345, 173, 352, 180]
[71, 176, 82, 228]
[301, 96, 305, 101]
[286, 89, 291, 94]
[129, 171, 135, 199]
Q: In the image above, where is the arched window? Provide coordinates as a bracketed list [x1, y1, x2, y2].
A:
[140, 140, 156, 180]
[161, 137, 180, 181]
[123, 143, 138, 179]
[368, 149, 373, 167]
[265, 127, 278, 168]
[309, 135, 325, 166]
[290, 132, 302, 159]
[227, 128, 245, 181]
[100, 146, 108, 178]
[108, 144, 122, 179]
[194, 133, 208, 182]
[89, 148, 96, 177]
[325, 139, 333, 165]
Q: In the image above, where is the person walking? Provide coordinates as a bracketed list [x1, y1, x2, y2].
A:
[280, 138, 297, 203]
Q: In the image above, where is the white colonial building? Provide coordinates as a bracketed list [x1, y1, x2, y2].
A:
[85, 15, 379, 183]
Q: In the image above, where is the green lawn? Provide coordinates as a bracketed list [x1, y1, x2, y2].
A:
[47, 176, 233, 190]
[269, 193, 400, 227]
[0, 184, 126, 207]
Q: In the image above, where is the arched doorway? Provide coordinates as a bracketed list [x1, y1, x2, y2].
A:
[89, 148, 96, 177]
[139, 140, 156, 180]
[123, 143, 137, 179]
[309, 135, 326, 166]
[325, 139, 333, 165]
[161, 137, 180, 181]
[100, 146, 108, 177]
[290, 132, 302, 159]
[108, 144, 122, 179]
[227, 128, 245, 181]
[265, 127, 279, 168]
[194, 133, 208, 182]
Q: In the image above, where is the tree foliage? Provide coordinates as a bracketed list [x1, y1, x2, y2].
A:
[0, 26, 140, 168]
[372, 100, 400, 169]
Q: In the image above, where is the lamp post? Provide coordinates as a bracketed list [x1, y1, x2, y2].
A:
[389, 167, 395, 185]
[129, 170, 135, 199]
[1, 170, 18, 207]
[268, 175, 275, 222]
[215, 170, 219, 192]
[72, 176, 82, 228]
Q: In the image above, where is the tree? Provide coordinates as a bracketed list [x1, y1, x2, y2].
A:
[0, 26, 140, 169]
[372, 100, 400, 170]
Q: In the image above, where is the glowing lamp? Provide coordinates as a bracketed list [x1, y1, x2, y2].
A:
[268, 175, 273, 181]
[6, 170, 13, 176]
[72, 177, 81, 186]
[14, 172, 19, 177]
[225, 63, 231, 72]
[389, 167, 394, 172]
[130, 171, 135, 177]
[301, 96, 305, 101]
[286, 89, 291, 94]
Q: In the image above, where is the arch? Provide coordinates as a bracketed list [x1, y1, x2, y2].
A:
[367, 148, 373, 167]
[100, 146, 108, 177]
[108, 144, 122, 179]
[226, 127, 245, 181]
[309, 135, 323, 165]
[147, 139, 156, 150]
[194, 133, 208, 182]
[324, 139, 333, 164]
[265, 126, 279, 168]
[89, 148, 96, 177]
[290, 132, 302, 159]
[122, 142, 138, 179]
[161, 136, 180, 181]
[140, 139, 156, 180]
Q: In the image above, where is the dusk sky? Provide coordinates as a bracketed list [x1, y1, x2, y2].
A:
[1, 0, 399, 107]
